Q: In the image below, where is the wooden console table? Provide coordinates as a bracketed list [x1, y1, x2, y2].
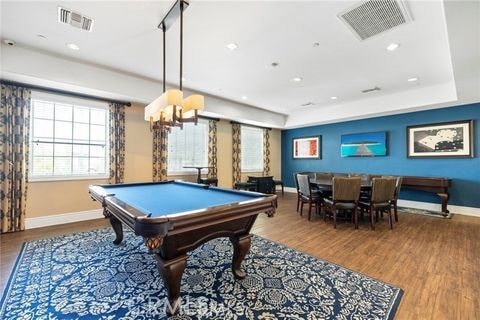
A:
[401, 176, 452, 216]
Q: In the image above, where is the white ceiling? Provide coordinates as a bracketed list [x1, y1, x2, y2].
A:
[1, 0, 479, 128]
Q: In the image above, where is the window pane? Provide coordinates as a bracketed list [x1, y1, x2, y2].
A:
[90, 125, 106, 142]
[90, 145, 106, 157]
[34, 101, 53, 119]
[54, 144, 72, 157]
[241, 127, 263, 171]
[54, 157, 72, 175]
[30, 95, 109, 179]
[73, 123, 89, 142]
[73, 157, 89, 174]
[91, 109, 106, 125]
[32, 157, 53, 176]
[74, 107, 90, 123]
[55, 104, 73, 121]
[54, 121, 72, 142]
[33, 143, 53, 156]
[168, 122, 208, 173]
[34, 119, 54, 139]
[73, 145, 89, 157]
[89, 158, 105, 174]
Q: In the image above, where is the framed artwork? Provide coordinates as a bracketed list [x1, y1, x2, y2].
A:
[293, 136, 321, 159]
[341, 131, 387, 157]
[407, 120, 474, 158]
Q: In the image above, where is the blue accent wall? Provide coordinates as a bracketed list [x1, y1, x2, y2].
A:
[281, 103, 480, 208]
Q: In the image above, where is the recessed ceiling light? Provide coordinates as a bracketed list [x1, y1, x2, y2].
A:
[3, 39, 15, 46]
[293, 77, 303, 82]
[66, 43, 79, 50]
[241, 95, 247, 100]
[407, 77, 418, 82]
[386, 43, 400, 51]
[226, 43, 238, 50]
[330, 96, 338, 100]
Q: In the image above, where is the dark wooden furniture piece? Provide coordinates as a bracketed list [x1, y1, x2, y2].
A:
[297, 174, 323, 220]
[182, 166, 214, 183]
[401, 176, 452, 216]
[247, 176, 276, 194]
[273, 179, 284, 195]
[89, 180, 277, 315]
[323, 177, 361, 229]
[199, 177, 218, 186]
[360, 178, 397, 230]
[234, 181, 257, 191]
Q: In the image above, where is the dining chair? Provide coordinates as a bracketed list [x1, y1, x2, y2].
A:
[297, 174, 323, 221]
[391, 176, 403, 222]
[323, 177, 361, 229]
[360, 177, 397, 230]
[293, 173, 302, 212]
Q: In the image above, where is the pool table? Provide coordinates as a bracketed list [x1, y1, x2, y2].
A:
[89, 180, 277, 314]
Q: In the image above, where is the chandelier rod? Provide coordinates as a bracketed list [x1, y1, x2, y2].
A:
[179, 0, 184, 91]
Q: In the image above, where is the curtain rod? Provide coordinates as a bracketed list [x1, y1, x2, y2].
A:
[230, 121, 271, 130]
[199, 115, 220, 122]
[0, 80, 132, 107]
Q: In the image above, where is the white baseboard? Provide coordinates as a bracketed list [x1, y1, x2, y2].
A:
[397, 200, 480, 217]
[283, 187, 480, 217]
[25, 209, 104, 229]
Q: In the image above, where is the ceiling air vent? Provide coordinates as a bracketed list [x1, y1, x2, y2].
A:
[57, 6, 94, 32]
[338, 0, 412, 41]
[361, 86, 381, 93]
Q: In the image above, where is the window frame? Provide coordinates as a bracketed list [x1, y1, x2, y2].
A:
[167, 119, 209, 176]
[240, 125, 264, 173]
[29, 91, 110, 182]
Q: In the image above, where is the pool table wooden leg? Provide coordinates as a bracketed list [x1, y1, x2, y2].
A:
[155, 254, 187, 316]
[230, 234, 252, 279]
[109, 215, 123, 245]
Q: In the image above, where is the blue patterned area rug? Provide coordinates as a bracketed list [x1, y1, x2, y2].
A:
[1, 229, 403, 319]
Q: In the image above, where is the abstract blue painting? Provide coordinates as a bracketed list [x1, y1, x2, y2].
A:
[341, 131, 387, 157]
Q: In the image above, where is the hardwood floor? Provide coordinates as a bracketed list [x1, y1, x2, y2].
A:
[1, 193, 479, 319]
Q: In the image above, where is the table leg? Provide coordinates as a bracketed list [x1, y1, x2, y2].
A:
[437, 192, 450, 216]
[155, 255, 187, 316]
[196, 168, 202, 184]
[230, 234, 251, 279]
[109, 215, 123, 245]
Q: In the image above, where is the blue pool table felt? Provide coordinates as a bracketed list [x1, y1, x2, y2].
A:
[103, 183, 260, 217]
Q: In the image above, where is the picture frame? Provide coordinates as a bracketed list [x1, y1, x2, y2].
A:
[293, 136, 321, 159]
[407, 120, 474, 158]
[341, 131, 387, 157]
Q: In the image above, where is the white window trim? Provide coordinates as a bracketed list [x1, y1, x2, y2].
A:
[29, 91, 110, 181]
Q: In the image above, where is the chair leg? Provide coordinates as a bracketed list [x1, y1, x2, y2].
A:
[354, 205, 358, 229]
[308, 201, 312, 221]
[388, 208, 393, 229]
[281, 183, 284, 195]
[394, 203, 399, 222]
[370, 205, 375, 230]
[300, 201, 304, 216]
[333, 205, 337, 229]
[296, 195, 300, 212]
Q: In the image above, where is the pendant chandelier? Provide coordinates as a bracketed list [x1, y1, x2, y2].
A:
[145, 0, 204, 131]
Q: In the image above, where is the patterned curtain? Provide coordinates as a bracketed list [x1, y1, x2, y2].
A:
[232, 123, 241, 187]
[263, 129, 271, 176]
[0, 84, 31, 233]
[108, 103, 126, 184]
[153, 127, 168, 181]
[207, 120, 217, 178]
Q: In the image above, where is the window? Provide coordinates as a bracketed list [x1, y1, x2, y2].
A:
[29, 92, 109, 180]
[167, 121, 208, 174]
[241, 126, 263, 172]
